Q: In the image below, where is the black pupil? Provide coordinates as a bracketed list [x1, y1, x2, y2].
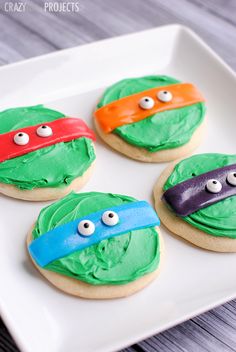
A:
[18, 133, 23, 137]
[145, 98, 149, 102]
[213, 181, 217, 184]
[234, 173, 236, 177]
[84, 222, 89, 228]
[164, 91, 167, 94]
[108, 213, 114, 218]
[42, 126, 47, 129]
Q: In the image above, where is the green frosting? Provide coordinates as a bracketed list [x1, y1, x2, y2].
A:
[32, 192, 160, 285]
[0, 105, 95, 190]
[164, 153, 236, 238]
[97, 75, 206, 152]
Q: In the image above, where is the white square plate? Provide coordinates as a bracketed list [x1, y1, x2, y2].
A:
[1, 25, 236, 352]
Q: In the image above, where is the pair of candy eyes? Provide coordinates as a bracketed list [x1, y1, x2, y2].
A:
[139, 90, 172, 110]
[13, 125, 52, 145]
[78, 210, 119, 236]
[206, 173, 236, 193]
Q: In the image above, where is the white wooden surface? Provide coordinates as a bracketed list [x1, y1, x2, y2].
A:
[0, 0, 236, 351]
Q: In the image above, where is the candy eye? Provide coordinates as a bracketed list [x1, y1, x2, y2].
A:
[157, 90, 173, 102]
[36, 125, 53, 137]
[78, 220, 95, 236]
[227, 172, 236, 186]
[139, 96, 155, 110]
[13, 132, 29, 145]
[102, 211, 119, 226]
[206, 179, 222, 193]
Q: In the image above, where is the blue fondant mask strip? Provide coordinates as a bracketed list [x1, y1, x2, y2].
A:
[29, 201, 160, 267]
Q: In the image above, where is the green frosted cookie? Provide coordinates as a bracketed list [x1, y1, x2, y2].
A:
[95, 75, 206, 162]
[0, 105, 96, 201]
[154, 153, 236, 252]
[28, 192, 163, 299]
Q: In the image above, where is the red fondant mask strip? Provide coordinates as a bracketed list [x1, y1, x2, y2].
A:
[0, 118, 96, 163]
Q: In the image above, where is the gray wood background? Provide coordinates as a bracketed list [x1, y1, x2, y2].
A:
[0, 0, 236, 351]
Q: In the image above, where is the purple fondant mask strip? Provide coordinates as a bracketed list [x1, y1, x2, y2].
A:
[162, 164, 236, 217]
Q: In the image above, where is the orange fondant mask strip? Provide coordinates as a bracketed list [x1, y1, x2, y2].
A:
[94, 83, 205, 133]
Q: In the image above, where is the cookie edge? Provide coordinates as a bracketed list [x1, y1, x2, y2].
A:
[0, 160, 95, 201]
[94, 118, 206, 163]
[26, 225, 163, 299]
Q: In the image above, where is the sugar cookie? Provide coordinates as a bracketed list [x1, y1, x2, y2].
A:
[27, 192, 163, 299]
[94, 75, 206, 162]
[0, 105, 96, 201]
[154, 153, 236, 252]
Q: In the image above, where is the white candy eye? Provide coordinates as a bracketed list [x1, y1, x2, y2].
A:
[227, 172, 236, 186]
[139, 96, 155, 110]
[36, 125, 53, 137]
[206, 179, 222, 193]
[78, 220, 95, 236]
[102, 211, 119, 226]
[157, 90, 173, 102]
[13, 132, 29, 145]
